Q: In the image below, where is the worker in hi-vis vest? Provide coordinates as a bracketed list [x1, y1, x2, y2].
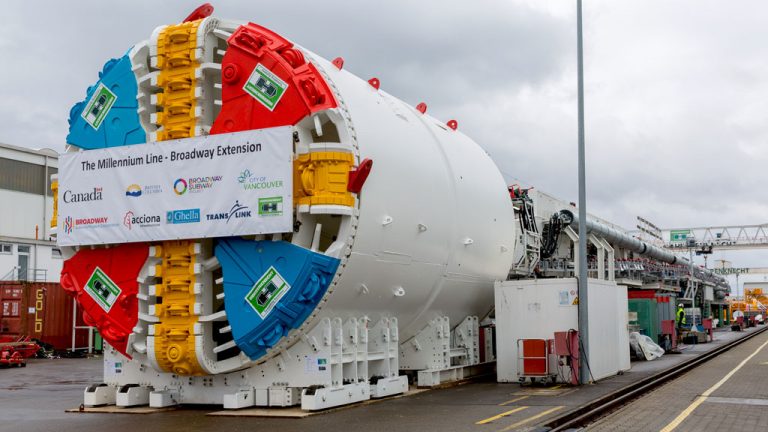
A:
[676, 303, 686, 331]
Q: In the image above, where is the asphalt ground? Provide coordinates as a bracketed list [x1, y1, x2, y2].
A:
[587, 327, 768, 431]
[0, 326, 761, 432]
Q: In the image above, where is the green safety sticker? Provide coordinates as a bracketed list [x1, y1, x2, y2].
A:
[243, 63, 288, 111]
[258, 196, 284, 216]
[245, 266, 291, 319]
[81, 83, 117, 130]
[84, 267, 121, 312]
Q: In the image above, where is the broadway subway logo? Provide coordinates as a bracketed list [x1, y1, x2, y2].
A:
[167, 208, 201, 224]
[173, 176, 223, 195]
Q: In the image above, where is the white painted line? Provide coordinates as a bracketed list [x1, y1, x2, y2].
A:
[661, 337, 768, 432]
[705, 396, 768, 406]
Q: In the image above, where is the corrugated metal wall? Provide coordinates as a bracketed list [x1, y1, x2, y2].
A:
[0, 281, 87, 349]
[0, 157, 57, 196]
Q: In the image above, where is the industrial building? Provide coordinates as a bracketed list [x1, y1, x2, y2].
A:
[0, 143, 61, 283]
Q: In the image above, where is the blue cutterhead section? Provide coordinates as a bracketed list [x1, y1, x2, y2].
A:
[66, 52, 145, 149]
[215, 238, 340, 360]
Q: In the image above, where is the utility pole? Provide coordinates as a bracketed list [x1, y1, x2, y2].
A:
[576, 0, 590, 385]
[689, 246, 695, 329]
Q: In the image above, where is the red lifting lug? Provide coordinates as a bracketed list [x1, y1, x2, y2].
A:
[235, 30, 267, 54]
[222, 63, 240, 83]
[332, 57, 344, 70]
[301, 79, 325, 106]
[368, 77, 380, 90]
[447, 119, 458, 130]
[280, 47, 306, 68]
[416, 102, 427, 114]
[348, 158, 373, 194]
[184, 3, 214, 22]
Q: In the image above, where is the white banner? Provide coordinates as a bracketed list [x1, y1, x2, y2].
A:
[57, 127, 293, 246]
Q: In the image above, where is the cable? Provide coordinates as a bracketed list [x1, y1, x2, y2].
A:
[565, 329, 578, 385]
[541, 212, 565, 259]
[578, 335, 596, 384]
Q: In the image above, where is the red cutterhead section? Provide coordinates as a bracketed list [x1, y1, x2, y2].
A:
[60, 243, 149, 357]
[211, 23, 337, 134]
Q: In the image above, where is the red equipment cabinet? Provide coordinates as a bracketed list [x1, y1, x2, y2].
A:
[554, 330, 580, 385]
[517, 338, 556, 383]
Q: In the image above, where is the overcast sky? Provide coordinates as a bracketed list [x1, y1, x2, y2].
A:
[1, 1, 766, 271]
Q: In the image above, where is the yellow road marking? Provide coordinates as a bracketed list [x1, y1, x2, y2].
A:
[476, 406, 529, 425]
[661, 337, 768, 432]
[550, 385, 562, 390]
[498, 406, 564, 431]
[499, 396, 529, 406]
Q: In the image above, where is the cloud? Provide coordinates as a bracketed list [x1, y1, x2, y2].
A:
[1, 0, 766, 272]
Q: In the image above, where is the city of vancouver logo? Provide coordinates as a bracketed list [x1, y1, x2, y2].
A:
[237, 169, 283, 190]
[206, 201, 251, 223]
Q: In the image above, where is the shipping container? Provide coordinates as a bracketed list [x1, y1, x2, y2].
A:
[0, 281, 88, 350]
[628, 298, 660, 344]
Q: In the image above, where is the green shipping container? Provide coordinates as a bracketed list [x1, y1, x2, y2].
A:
[628, 298, 660, 344]
[94, 330, 103, 352]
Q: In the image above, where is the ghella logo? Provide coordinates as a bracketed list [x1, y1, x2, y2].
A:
[166, 208, 201, 224]
[62, 187, 103, 203]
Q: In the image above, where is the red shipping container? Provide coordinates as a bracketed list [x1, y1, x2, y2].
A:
[0, 282, 88, 350]
[628, 290, 657, 299]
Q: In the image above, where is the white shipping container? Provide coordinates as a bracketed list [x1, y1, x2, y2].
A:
[495, 278, 630, 383]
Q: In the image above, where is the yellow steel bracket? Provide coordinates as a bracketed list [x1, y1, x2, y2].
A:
[50, 179, 58, 229]
[155, 19, 202, 141]
[294, 151, 355, 207]
[151, 241, 204, 375]
[150, 19, 206, 376]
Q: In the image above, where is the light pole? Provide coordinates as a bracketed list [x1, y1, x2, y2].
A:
[576, 0, 590, 385]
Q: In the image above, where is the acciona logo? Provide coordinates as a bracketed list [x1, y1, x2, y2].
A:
[62, 187, 103, 203]
[123, 211, 161, 230]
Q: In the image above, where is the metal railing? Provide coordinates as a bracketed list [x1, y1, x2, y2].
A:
[0, 266, 48, 282]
